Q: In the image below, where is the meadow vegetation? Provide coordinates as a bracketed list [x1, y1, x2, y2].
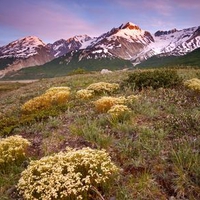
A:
[0, 68, 200, 199]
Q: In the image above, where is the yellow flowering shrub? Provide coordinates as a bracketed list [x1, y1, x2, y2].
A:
[184, 78, 200, 92]
[0, 135, 30, 166]
[86, 82, 119, 94]
[107, 104, 131, 118]
[17, 147, 119, 200]
[126, 94, 140, 103]
[76, 89, 94, 99]
[46, 86, 71, 93]
[94, 96, 126, 113]
[21, 87, 70, 113]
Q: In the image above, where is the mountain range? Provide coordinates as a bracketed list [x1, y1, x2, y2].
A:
[0, 22, 200, 78]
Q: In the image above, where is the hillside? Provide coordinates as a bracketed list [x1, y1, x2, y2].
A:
[136, 47, 200, 68]
[2, 51, 132, 80]
[0, 68, 200, 199]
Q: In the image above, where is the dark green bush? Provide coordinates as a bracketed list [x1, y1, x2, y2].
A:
[121, 69, 182, 90]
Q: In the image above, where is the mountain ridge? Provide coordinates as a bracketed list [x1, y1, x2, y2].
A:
[0, 22, 200, 78]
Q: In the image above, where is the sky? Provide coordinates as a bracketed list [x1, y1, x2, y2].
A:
[0, 0, 200, 46]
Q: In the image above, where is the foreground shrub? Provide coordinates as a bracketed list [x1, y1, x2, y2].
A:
[0, 135, 30, 167]
[184, 78, 200, 92]
[46, 87, 71, 93]
[17, 147, 119, 200]
[108, 105, 131, 121]
[86, 82, 119, 94]
[21, 87, 70, 113]
[76, 89, 94, 99]
[122, 69, 182, 90]
[94, 96, 126, 113]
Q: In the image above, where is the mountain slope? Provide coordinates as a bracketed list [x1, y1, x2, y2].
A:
[2, 50, 132, 80]
[136, 47, 200, 68]
[133, 26, 200, 64]
[0, 36, 54, 77]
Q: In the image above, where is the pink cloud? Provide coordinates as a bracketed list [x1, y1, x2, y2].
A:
[0, 1, 101, 43]
[174, 0, 200, 8]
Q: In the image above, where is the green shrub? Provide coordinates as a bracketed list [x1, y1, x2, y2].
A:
[0, 135, 30, 167]
[17, 147, 119, 200]
[68, 68, 88, 75]
[122, 69, 182, 90]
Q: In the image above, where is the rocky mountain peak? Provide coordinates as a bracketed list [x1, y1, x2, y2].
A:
[154, 28, 178, 37]
[120, 22, 141, 30]
[67, 35, 92, 43]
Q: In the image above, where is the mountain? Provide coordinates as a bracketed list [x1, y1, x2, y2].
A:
[48, 35, 95, 58]
[132, 26, 200, 64]
[0, 22, 200, 79]
[68, 22, 154, 62]
[0, 35, 95, 78]
[0, 36, 53, 78]
[136, 47, 200, 68]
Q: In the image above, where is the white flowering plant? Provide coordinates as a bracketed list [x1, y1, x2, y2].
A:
[17, 147, 119, 200]
[0, 135, 30, 167]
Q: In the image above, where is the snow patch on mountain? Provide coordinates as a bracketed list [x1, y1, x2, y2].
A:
[0, 36, 46, 59]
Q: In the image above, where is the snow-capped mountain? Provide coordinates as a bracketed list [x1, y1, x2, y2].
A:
[67, 23, 200, 65]
[0, 36, 46, 59]
[0, 36, 54, 77]
[0, 22, 200, 78]
[81, 22, 154, 61]
[0, 35, 95, 77]
[133, 26, 200, 64]
[48, 35, 95, 58]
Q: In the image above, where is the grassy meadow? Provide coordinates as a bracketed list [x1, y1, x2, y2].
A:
[0, 68, 200, 199]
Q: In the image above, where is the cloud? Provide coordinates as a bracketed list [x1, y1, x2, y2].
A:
[174, 0, 200, 8]
[0, 0, 102, 43]
[144, 0, 174, 16]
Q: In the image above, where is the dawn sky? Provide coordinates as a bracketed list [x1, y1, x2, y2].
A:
[0, 0, 200, 46]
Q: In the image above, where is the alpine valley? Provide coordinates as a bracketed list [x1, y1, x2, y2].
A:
[0, 22, 200, 79]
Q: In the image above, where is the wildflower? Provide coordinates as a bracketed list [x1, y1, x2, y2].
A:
[94, 96, 126, 112]
[86, 82, 119, 94]
[17, 147, 119, 200]
[108, 104, 131, 118]
[184, 78, 200, 92]
[0, 135, 30, 166]
[21, 87, 70, 113]
[76, 89, 94, 99]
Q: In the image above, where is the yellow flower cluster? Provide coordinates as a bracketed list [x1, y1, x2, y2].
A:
[107, 104, 131, 118]
[21, 87, 71, 113]
[94, 96, 126, 112]
[126, 94, 140, 103]
[76, 89, 94, 99]
[184, 78, 200, 92]
[17, 147, 119, 200]
[0, 135, 30, 166]
[46, 86, 71, 93]
[86, 82, 119, 94]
